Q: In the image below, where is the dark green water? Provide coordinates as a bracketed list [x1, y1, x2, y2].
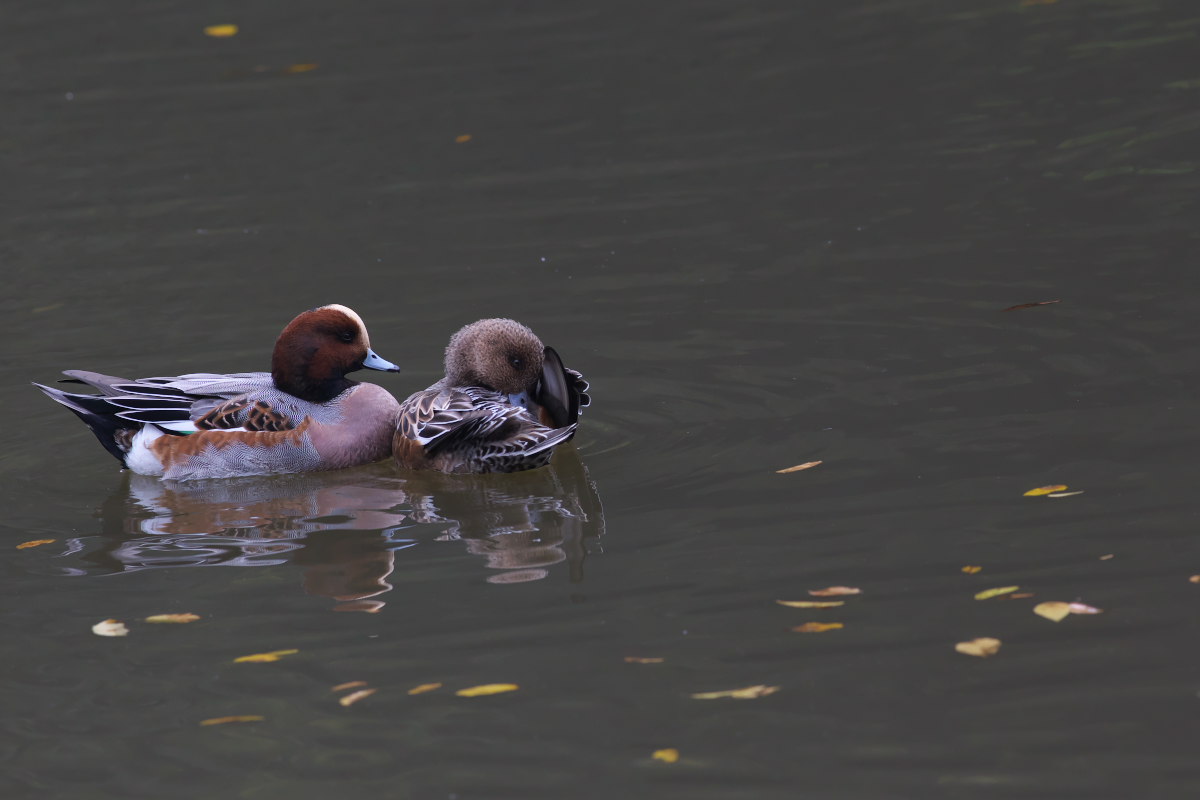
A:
[4, 1, 1200, 797]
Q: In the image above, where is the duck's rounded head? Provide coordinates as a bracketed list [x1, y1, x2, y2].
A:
[272, 304, 400, 402]
[444, 318, 544, 394]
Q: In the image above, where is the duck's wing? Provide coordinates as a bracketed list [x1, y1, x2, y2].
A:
[398, 387, 518, 450]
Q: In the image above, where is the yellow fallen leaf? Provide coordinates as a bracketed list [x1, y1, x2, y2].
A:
[455, 684, 519, 697]
[332, 681, 368, 692]
[1033, 601, 1071, 621]
[203, 24, 239, 38]
[1189, 574, 1200, 584]
[792, 622, 843, 633]
[691, 685, 780, 700]
[624, 657, 665, 664]
[961, 565, 982, 574]
[652, 748, 679, 763]
[233, 649, 298, 663]
[955, 637, 1001, 657]
[92, 619, 128, 637]
[17, 539, 55, 549]
[408, 682, 443, 695]
[455, 134, 472, 143]
[974, 586, 1019, 600]
[775, 600, 843, 608]
[1099, 554, 1115, 560]
[808, 585, 860, 596]
[1010, 592, 1035, 599]
[200, 715, 263, 726]
[1047, 490, 1085, 498]
[339, 688, 377, 707]
[776, 461, 822, 474]
[144, 613, 201, 624]
[1024, 485, 1068, 496]
[284, 63, 318, 73]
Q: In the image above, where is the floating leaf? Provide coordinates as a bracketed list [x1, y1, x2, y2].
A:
[332, 681, 368, 692]
[339, 688, 377, 707]
[92, 619, 129, 637]
[776, 600, 844, 608]
[1099, 554, 1115, 560]
[955, 638, 1001, 658]
[776, 461, 822, 474]
[1190, 575, 1200, 584]
[203, 24, 239, 37]
[456, 684, 519, 697]
[1033, 601, 1071, 621]
[284, 63, 318, 73]
[1002, 299, 1061, 312]
[1010, 593, 1035, 599]
[233, 649, 298, 663]
[1047, 491, 1085, 498]
[408, 682, 443, 695]
[1067, 602, 1103, 615]
[808, 586, 860, 596]
[624, 657, 665, 664]
[1024, 485, 1068, 496]
[961, 565, 982, 574]
[455, 134, 472, 143]
[144, 613, 201, 624]
[200, 715, 263, 726]
[652, 748, 680, 763]
[792, 622, 843, 633]
[17, 539, 55, 549]
[691, 685, 780, 700]
[974, 586, 1019, 601]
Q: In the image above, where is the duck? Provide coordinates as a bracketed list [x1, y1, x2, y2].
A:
[34, 304, 403, 481]
[393, 318, 590, 474]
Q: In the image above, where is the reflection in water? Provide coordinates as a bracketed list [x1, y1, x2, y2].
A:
[69, 451, 603, 611]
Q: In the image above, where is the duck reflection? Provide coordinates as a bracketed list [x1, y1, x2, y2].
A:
[78, 451, 603, 610]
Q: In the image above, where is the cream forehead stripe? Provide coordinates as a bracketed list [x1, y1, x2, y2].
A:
[319, 304, 371, 347]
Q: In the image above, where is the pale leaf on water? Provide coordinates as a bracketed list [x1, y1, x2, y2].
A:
[691, 685, 780, 700]
[1033, 601, 1071, 622]
[961, 565, 982, 574]
[624, 657, 665, 664]
[200, 715, 263, 726]
[408, 683, 443, 695]
[808, 586, 860, 596]
[203, 24, 238, 37]
[144, 613, 201, 624]
[1047, 491, 1085, 498]
[974, 586, 1019, 600]
[339, 689, 377, 707]
[792, 622, 843, 633]
[776, 461, 823, 474]
[456, 684, 519, 697]
[1024, 485, 1068, 496]
[955, 638, 1001, 658]
[332, 681, 368, 692]
[233, 649, 298, 663]
[652, 748, 680, 763]
[776, 600, 844, 608]
[92, 619, 128, 637]
[1066, 602, 1103, 615]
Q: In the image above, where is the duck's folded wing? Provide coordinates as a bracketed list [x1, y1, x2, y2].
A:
[398, 388, 523, 452]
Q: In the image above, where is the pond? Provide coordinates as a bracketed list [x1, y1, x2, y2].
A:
[3, 0, 1199, 797]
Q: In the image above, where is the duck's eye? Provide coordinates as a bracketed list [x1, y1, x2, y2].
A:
[338, 330, 355, 343]
[508, 355, 524, 370]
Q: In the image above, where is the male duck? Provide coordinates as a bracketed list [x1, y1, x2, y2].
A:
[34, 304, 403, 481]
[393, 318, 590, 474]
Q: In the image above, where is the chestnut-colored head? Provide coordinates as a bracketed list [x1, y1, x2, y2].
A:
[444, 318, 545, 394]
[272, 304, 400, 402]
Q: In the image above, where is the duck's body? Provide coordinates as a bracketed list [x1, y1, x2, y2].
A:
[394, 319, 589, 474]
[34, 305, 402, 481]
